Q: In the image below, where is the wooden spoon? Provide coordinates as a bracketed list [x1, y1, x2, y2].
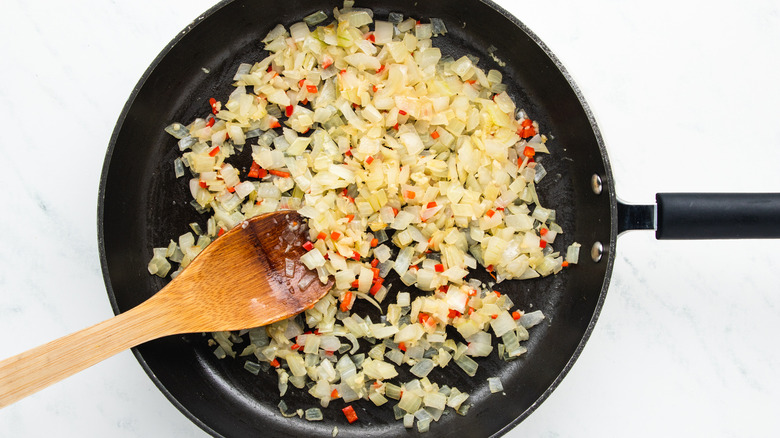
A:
[0, 210, 332, 408]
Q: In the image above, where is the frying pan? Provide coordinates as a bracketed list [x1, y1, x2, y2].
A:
[90, 0, 777, 436]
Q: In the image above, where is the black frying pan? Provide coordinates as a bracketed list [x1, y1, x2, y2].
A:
[98, 1, 780, 436]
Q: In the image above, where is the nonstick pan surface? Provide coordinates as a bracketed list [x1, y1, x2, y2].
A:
[4, 0, 772, 435]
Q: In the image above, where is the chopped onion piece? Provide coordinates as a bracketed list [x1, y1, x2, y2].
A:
[262, 24, 287, 43]
[446, 390, 469, 410]
[487, 377, 504, 393]
[305, 407, 324, 421]
[566, 242, 581, 264]
[454, 353, 478, 377]
[409, 358, 435, 378]
[489, 311, 516, 337]
[518, 310, 546, 329]
[303, 10, 328, 26]
[399, 391, 422, 414]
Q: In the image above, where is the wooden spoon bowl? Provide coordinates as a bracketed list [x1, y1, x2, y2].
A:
[0, 210, 331, 408]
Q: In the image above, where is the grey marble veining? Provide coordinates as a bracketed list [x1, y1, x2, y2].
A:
[2, 0, 779, 436]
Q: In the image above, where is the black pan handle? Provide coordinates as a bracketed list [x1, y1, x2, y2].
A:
[618, 193, 780, 239]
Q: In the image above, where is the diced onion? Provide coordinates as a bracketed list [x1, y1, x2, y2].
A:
[303, 10, 328, 26]
[566, 242, 581, 264]
[487, 377, 504, 393]
[409, 358, 435, 378]
[454, 354, 478, 377]
[518, 310, 546, 329]
[305, 407, 324, 421]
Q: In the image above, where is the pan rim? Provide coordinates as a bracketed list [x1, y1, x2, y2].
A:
[96, 0, 619, 436]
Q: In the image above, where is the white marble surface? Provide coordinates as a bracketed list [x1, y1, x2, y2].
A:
[2, 0, 780, 436]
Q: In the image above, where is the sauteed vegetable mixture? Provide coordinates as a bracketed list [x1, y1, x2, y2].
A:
[147, 2, 579, 432]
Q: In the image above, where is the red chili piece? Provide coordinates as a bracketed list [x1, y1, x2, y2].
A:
[248, 161, 261, 178]
[268, 169, 291, 178]
[340, 291, 353, 312]
[369, 278, 384, 295]
[342, 406, 359, 424]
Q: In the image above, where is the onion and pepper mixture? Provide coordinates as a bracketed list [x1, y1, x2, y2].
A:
[147, 3, 580, 433]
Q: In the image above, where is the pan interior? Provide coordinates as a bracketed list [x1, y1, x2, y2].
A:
[98, 0, 615, 436]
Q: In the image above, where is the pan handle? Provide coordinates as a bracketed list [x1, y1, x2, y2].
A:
[619, 193, 780, 239]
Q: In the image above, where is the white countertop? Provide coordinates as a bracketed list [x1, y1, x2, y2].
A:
[2, 0, 780, 436]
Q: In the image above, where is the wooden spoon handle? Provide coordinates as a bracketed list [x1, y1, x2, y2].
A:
[0, 300, 173, 408]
